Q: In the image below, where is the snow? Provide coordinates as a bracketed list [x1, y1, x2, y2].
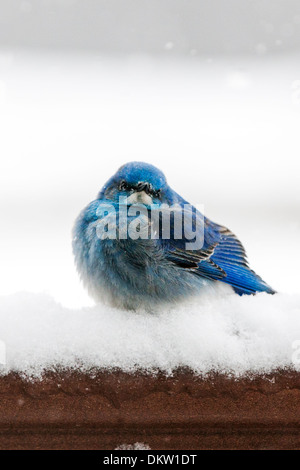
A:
[115, 443, 151, 450]
[0, 289, 299, 378]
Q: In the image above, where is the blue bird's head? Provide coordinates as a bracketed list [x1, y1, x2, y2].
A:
[99, 162, 169, 205]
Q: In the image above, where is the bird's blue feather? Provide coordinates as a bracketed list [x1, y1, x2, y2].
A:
[159, 204, 274, 295]
[73, 161, 275, 309]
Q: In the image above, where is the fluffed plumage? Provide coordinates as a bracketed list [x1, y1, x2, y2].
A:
[73, 162, 275, 309]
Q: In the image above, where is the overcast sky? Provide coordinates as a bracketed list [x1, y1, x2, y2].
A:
[0, 0, 300, 55]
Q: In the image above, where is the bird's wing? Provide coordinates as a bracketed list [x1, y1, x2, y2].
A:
[160, 206, 275, 294]
[159, 207, 225, 280]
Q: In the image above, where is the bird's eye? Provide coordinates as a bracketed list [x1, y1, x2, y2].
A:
[153, 189, 161, 199]
[119, 181, 129, 191]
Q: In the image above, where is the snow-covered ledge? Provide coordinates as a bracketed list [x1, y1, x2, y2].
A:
[0, 292, 299, 449]
[0, 370, 300, 450]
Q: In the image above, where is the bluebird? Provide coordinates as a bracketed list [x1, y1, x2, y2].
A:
[73, 162, 275, 310]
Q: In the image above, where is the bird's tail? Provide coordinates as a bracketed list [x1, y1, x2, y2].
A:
[218, 262, 276, 295]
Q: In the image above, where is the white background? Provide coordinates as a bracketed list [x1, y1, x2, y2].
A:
[0, 1, 299, 308]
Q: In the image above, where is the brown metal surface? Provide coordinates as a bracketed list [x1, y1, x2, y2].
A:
[0, 370, 299, 449]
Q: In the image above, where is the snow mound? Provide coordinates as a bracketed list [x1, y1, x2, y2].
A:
[115, 443, 151, 450]
[0, 290, 299, 378]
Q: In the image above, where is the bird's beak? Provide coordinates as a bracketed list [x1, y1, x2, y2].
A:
[126, 190, 153, 205]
